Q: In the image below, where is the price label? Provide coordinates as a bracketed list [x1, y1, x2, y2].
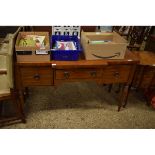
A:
[36, 50, 49, 55]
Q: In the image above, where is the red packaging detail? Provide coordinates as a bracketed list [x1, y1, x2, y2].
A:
[151, 96, 155, 109]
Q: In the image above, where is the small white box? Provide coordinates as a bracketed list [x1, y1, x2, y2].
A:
[62, 26, 71, 36]
[52, 26, 81, 38]
[71, 26, 81, 38]
[52, 26, 62, 35]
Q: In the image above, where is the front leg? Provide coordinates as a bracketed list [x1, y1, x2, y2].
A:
[18, 89, 26, 123]
[118, 84, 129, 111]
[0, 101, 3, 118]
[122, 85, 130, 108]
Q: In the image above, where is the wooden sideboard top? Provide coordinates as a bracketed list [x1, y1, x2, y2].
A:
[17, 50, 139, 68]
[132, 51, 155, 66]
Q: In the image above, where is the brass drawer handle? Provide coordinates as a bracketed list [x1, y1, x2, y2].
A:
[113, 72, 120, 78]
[64, 72, 70, 79]
[33, 74, 40, 80]
[90, 71, 97, 77]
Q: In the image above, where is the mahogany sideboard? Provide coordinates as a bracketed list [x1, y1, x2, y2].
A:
[15, 50, 139, 119]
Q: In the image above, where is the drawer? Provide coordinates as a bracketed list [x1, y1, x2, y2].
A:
[55, 68, 102, 80]
[102, 65, 131, 83]
[20, 67, 53, 86]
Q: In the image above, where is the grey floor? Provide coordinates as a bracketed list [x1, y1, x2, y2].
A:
[2, 82, 155, 129]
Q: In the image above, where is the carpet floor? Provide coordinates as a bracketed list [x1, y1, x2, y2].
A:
[2, 82, 155, 129]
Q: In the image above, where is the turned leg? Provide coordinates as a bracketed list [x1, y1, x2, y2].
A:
[17, 98, 26, 123]
[25, 87, 29, 98]
[108, 84, 113, 92]
[17, 90, 26, 123]
[122, 85, 130, 108]
[23, 87, 29, 101]
[118, 84, 129, 111]
[0, 101, 3, 118]
[144, 88, 151, 106]
[11, 90, 26, 123]
[115, 83, 122, 93]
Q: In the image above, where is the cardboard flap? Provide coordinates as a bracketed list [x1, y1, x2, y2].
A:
[113, 31, 128, 43]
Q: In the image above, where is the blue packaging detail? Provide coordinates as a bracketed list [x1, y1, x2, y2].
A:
[51, 35, 82, 61]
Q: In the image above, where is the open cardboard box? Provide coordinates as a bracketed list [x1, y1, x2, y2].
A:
[15, 32, 50, 62]
[81, 31, 128, 60]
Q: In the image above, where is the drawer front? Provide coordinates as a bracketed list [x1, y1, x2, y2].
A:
[55, 69, 102, 80]
[20, 67, 53, 86]
[102, 65, 131, 83]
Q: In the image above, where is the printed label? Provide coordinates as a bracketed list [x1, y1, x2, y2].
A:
[36, 50, 49, 55]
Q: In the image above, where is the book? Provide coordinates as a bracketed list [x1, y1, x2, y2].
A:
[89, 40, 112, 44]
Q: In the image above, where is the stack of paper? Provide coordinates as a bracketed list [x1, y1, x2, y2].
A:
[55, 41, 77, 50]
[19, 35, 46, 49]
